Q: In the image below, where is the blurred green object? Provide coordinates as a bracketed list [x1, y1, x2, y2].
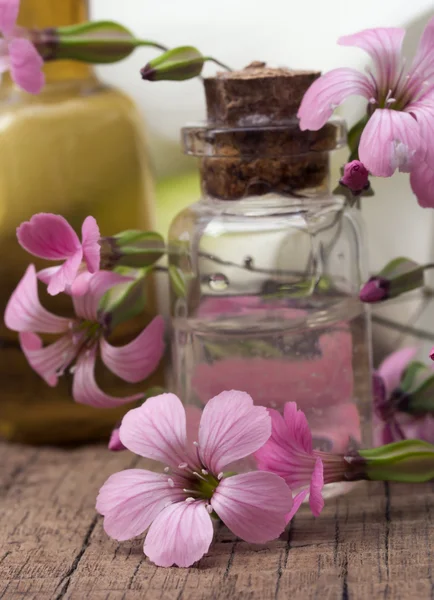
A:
[155, 171, 200, 235]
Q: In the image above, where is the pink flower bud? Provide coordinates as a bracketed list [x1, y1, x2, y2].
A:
[359, 278, 389, 303]
[339, 160, 370, 195]
[108, 425, 126, 452]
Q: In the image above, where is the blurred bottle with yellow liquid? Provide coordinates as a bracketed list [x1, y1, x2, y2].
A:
[0, 0, 162, 444]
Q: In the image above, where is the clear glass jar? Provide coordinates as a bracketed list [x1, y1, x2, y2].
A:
[169, 118, 372, 494]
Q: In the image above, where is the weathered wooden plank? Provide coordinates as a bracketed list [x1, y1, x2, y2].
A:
[0, 443, 134, 600]
[2, 442, 434, 600]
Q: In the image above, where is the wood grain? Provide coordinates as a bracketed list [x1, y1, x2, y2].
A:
[1, 442, 433, 600]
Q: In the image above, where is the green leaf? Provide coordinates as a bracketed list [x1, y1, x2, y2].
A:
[378, 257, 421, 279]
[169, 266, 187, 298]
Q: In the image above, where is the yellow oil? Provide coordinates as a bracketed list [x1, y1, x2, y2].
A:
[0, 0, 162, 444]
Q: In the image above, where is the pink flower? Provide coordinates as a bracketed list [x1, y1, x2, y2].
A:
[17, 213, 101, 296]
[255, 402, 351, 520]
[339, 160, 370, 195]
[96, 391, 293, 568]
[0, 0, 44, 94]
[4, 264, 165, 407]
[297, 21, 434, 207]
[255, 403, 324, 518]
[373, 347, 434, 445]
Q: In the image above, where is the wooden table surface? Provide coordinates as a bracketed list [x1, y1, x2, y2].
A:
[1, 441, 433, 600]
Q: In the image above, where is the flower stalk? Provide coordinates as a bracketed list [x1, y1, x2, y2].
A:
[31, 21, 168, 64]
[302, 442, 434, 484]
[358, 440, 434, 483]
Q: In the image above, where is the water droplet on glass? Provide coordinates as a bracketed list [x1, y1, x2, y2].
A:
[208, 273, 229, 291]
[244, 256, 254, 270]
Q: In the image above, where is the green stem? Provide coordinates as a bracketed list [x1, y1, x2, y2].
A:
[204, 57, 233, 72]
[58, 37, 168, 51]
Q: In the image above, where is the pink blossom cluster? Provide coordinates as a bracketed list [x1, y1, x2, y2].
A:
[5, 213, 165, 407]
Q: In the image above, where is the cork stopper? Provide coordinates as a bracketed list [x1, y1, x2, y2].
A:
[204, 61, 320, 126]
[188, 63, 344, 200]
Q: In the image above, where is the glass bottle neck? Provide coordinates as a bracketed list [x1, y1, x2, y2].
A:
[15, 0, 92, 84]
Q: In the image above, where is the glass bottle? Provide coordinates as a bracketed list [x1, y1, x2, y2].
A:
[169, 100, 372, 495]
[0, 0, 161, 445]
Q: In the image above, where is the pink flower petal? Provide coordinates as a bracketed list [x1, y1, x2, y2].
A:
[119, 393, 189, 467]
[38, 266, 93, 297]
[407, 100, 434, 166]
[100, 316, 165, 384]
[17, 213, 81, 260]
[72, 271, 132, 321]
[410, 16, 434, 81]
[378, 347, 418, 397]
[144, 501, 214, 568]
[297, 68, 373, 131]
[70, 270, 94, 296]
[81, 216, 101, 273]
[416, 415, 434, 443]
[211, 472, 292, 544]
[4, 264, 71, 333]
[254, 407, 319, 493]
[96, 469, 184, 542]
[72, 346, 143, 408]
[410, 160, 434, 208]
[254, 410, 288, 471]
[9, 38, 44, 94]
[185, 405, 202, 446]
[309, 458, 324, 517]
[359, 109, 423, 177]
[37, 266, 61, 287]
[198, 390, 271, 474]
[0, 0, 19, 36]
[338, 28, 405, 91]
[19, 332, 76, 386]
[46, 249, 83, 296]
[286, 490, 309, 523]
[283, 402, 313, 454]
